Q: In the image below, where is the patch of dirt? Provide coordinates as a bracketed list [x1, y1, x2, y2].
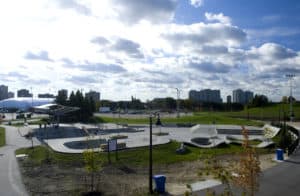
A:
[18, 153, 277, 196]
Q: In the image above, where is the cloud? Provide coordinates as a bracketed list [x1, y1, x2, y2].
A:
[142, 69, 169, 76]
[66, 75, 98, 85]
[162, 23, 247, 51]
[24, 50, 53, 62]
[54, 0, 91, 15]
[24, 78, 50, 85]
[110, 38, 144, 59]
[7, 72, 28, 79]
[190, 0, 203, 8]
[188, 61, 233, 73]
[247, 43, 297, 61]
[90, 37, 144, 59]
[62, 60, 127, 73]
[205, 12, 231, 25]
[90, 36, 110, 46]
[246, 27, 300, 38]
[111, 0, 177, 24]
[134, 75, 184, 85]
[197, 45, 229, 55]
[245, 43, 300, 76]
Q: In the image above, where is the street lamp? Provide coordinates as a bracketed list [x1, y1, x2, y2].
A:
[149, 112, 162, 194]
[174, 88, 180, 118]
[286, 74, 295, 121]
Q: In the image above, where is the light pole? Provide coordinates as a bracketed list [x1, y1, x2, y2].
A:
[149, 112, 161, 194]
[286, 74, 295, 121]
[30, 87, 33, 108]
[149, 115, 153, 194]
[174, 88, 180, 118]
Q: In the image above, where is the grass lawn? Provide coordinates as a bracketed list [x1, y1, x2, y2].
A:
[92, 113, 263, 127]
[15, 141, 271, 167]
[217, 102, 300, 120]
[0, 127, 5, 147]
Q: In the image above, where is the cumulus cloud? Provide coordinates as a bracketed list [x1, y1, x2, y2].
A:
[111, 0, 177, 24]
[188, 61, 233, 73]
[62, 60, 127, 73]
[190, 0, 203, 8]
[110, 38, 144, 59]
[66, 75, 98, 85]
[24, 50, 53, 62]
[205, 12, 231, 25]
[54, 0, 91, 15]
[197, 45, 229, 55]
[246, 43, 297, 64]
[90, 36, 110, 46]
[91, 37, 144, 59]
[162, 23, 246, 51]
[245, 43, 300, 76]
[7, 72, 28, 79]
[24, 78, 50, 85]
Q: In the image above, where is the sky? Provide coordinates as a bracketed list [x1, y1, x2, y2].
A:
[0, 0, 299, 101]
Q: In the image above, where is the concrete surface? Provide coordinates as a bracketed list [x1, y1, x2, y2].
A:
[0, 125, 41, 196]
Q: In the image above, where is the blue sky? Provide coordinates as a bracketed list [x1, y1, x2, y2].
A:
[0, 0, 299, 101]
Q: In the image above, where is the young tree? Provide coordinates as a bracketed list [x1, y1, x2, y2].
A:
[83, 149, 100, 192]
[198, 153, 235, 196]
[234, 126, 261, 196]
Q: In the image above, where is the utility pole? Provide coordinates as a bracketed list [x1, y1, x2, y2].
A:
[286, 74, 295, 122]
[30, 87, 33, 108]
[175, 88, 180, 118]
[149, 115, 153, 194]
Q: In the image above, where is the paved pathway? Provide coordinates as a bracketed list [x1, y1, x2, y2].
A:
[193, 122, 300, 196]
[0, 125, 40, 196]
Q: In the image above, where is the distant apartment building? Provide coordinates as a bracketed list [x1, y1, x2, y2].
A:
[0, 85, 8, 100]
[245, 91, 254, 103]
[189, 89, 222, 103]
[85, 91, 100, 101]
[38, 93, 55, 98]
[58, 89, 68, 98]
[227, 95, 232, 103]
[17, 89, 32, 97]
[232, 89, 253, 104]
[8, 92, 14, 98]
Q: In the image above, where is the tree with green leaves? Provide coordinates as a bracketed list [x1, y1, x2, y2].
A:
[83, 149, 101, 192]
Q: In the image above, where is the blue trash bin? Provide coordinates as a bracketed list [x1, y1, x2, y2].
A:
[153, 175, 166, 193]
[276, 149, 284, 160]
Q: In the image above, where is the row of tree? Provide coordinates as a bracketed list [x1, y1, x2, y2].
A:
[100, 97, 245, 112]
[55, 90, 96, 122]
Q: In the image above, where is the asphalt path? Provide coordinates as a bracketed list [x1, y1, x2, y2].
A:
[0, 125, 40, 196]
[193, 123, 300, 196]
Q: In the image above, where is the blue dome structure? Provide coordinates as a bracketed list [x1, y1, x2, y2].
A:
[0, 97, 54, 111]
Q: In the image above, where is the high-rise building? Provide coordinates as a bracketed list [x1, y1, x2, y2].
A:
[189, 89, 222, 103]
[8, 92, 14, 98]
[232, 89, 253, 104]
[58, 89, 68, 98]
[233, 89, 244, 104]
[0, 85, 8, 100]
[17, 89, 32, 97]
[227, 95, 232, 103]
[245, 91, 254, 103]
[85, 91, 100, 101]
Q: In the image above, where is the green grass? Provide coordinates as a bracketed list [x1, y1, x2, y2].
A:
[92, 114, 263, 127]
[0, 127, 5, 147]
[219, 103, 300, 120]
[15, 141, 271, 167]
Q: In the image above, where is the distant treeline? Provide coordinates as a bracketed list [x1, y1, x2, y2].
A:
[55, 90, 96, 122]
